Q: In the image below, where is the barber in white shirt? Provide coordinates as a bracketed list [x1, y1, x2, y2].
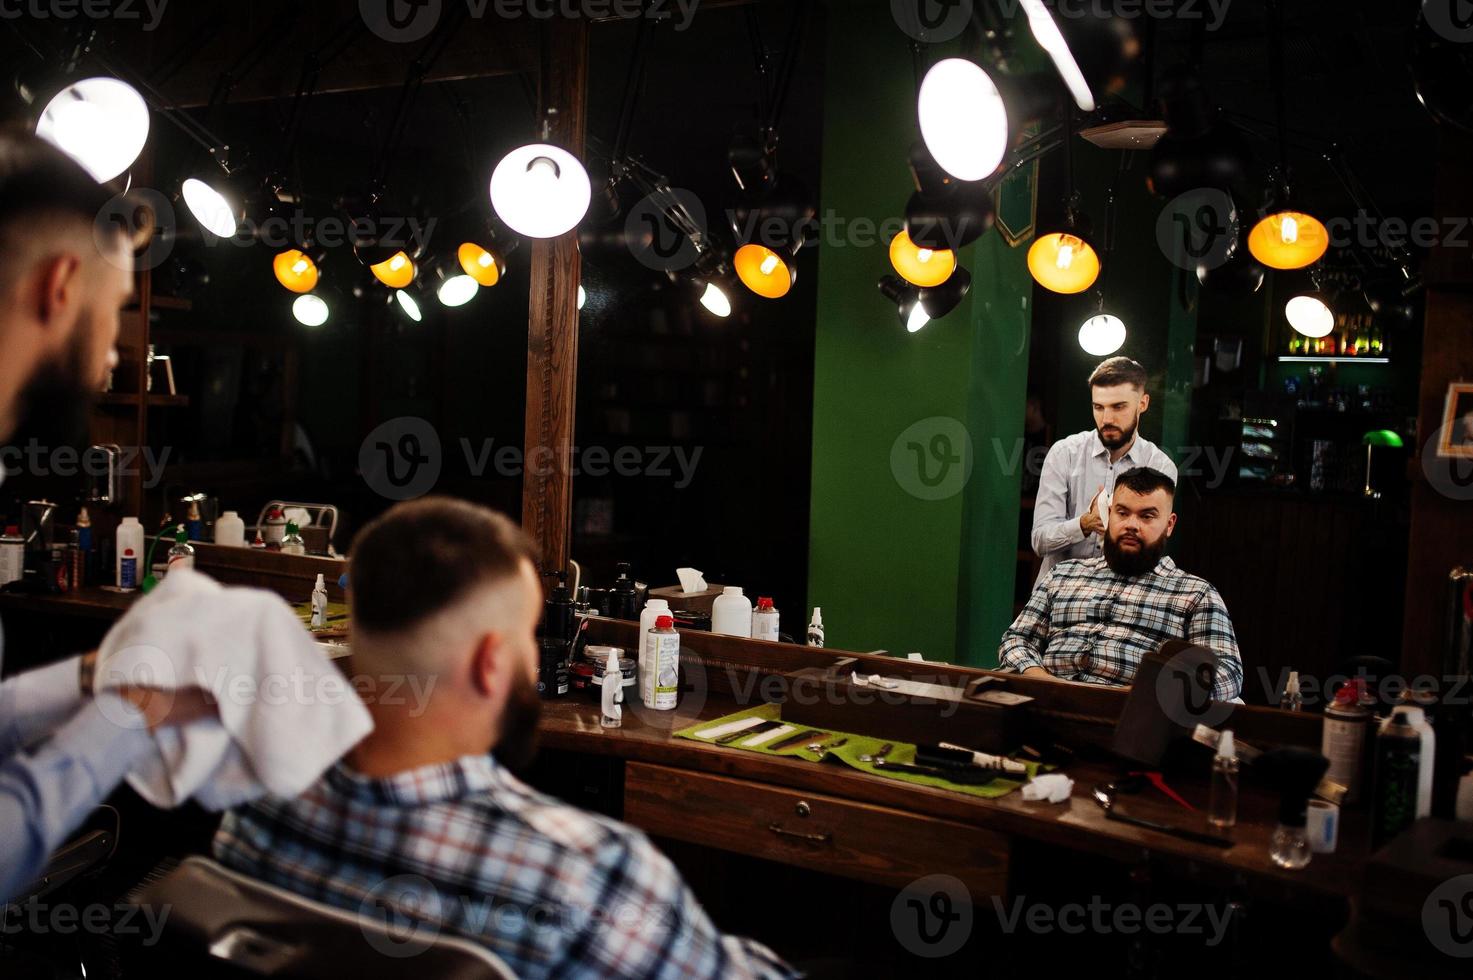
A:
[1030, 357, 1178, 586]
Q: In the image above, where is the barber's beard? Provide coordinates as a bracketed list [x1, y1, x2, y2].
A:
[492, 668, 543, 776]
[9, 331, 96, 450]
[1097, 417, 1138, 451]
[1103, 528, 1167, 577]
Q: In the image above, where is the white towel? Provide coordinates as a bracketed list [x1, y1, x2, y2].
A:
[95, 568, 373, 810]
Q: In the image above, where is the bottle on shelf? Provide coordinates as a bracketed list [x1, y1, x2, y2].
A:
[281, 521, 306, 556]
[166, 525, 195, 573]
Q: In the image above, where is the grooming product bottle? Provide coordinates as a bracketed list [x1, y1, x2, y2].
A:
[263, 505, 288, 549]
[115, 516, 143, 590]
[638, 598, 671, 662]
[610, 562, 637, 620]
[1371, 706, 1428, 848]
[1262, 748, 1329, 871]
[752, 597, 780, 642]
[1280, 671, 1302, 711]
[281, 521, 306, 556]
[186, 499, 204, 541]
[641, 615, 680, 711]
[600, 648, 624, 729]
[166, 525, 195, 572]
[807, 607, 825, 647]
[75, 508, 92, 586]
[1321, 681, 1371, 804]
[1208, 729, 1239, 829]
[215, 510, 246, 547]
[711, 586, 753, 638]
[0, 525, 23, 588]
[311, 573, 328, 629]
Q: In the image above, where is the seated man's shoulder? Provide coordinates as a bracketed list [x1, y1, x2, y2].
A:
[1158, 559, 1217, 596]
[493, 772, 668, 872]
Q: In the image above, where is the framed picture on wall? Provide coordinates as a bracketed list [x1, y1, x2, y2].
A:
[1438, 382, 1473, 458]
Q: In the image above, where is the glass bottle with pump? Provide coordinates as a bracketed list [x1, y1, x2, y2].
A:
[1209, 730, 1239, 828]
[167, 526, 195, 572]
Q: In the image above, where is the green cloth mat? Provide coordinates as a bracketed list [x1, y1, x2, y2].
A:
[674, 704, 1038, 800]
[293, 600, 350, 631]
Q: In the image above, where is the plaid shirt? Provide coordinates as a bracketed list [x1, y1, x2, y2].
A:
[999, 556, 1244, 701]
[213, 755, 795, 980]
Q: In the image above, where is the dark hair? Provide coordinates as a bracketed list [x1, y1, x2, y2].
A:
[349, 497, 539, 634]
[0, 129, 135, 248]
[1115, 466, 1176, 499]
[1088, 357, 1148, 391]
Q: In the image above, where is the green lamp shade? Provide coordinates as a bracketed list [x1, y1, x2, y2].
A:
[1362, 430, 1404, 448]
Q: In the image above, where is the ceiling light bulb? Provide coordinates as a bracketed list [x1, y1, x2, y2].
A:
[371, 251, 416, 289]
[1248, 210, 1328, 270]
[292, 294, 329, 327]
[458, 242, 504, 287]
[395, 289, 422, 322]
[578, 285, 587, 310]
[889, 231, 957, 288]
[490, 143, 592, 239]
[918, 58, 1009, 182]
[917, 248, 935, 263]
[760, 253, 780, 276]
[1056, 241, 1076, 270]
[273, 249, 320, 294]
[1280, 215, 1299, 245]
[1028, 232, 1101, 294]
[181, 177, 240, 238]
[700, 282, 732, 318]
[907, 305, 932, 334]
[292, 258, 309, 275]
[734, 244, 795, 299]
[437, 275, 479, 308]
[36, 77, 150, 183]
[1286, 294, 1334, 338]
[1079, 313, 1127, 356]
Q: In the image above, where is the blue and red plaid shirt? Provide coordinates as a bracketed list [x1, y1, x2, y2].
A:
[213, 754, 795, 979]
[999, 556, 1244, 701]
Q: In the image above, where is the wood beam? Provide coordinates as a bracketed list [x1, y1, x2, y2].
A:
[522, 18, 588, 576]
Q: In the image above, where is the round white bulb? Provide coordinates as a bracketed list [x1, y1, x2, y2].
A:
[36, 77, 150, 183]
[181, 178, 239, 237]
[1079, 314, 1127, 356]
[578, 285, 587, 310]
[1286, 295, 1334, 338]
[918, 58, 1009, 182]
[437, 275, 479, 308]
[907, 304, 931, 334]
[700, 283, 732, 318]
[489, 143, 592, 239]
[395, 289, 423, 322]
[292, 294, 329, 327]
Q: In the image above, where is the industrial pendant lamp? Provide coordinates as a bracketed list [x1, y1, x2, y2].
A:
[490, 141, 592, 240]
[889, 229, 958, 288]
[369, 250, 417, 289]
[181, 173, 246, 238]
[900, 144, 994, 266]
[273, 249, 321, 294]
[878, 268, 973, 334]
[292, 293, 330, 327]
[917, 55, 1059, 185]
[457, 229, 514, 288]
[730, 177, 814, 300]
[1248, 0, 1327, 271]
[35, 77, 150, 183]
[1028, 112, 1100, 295]
[433, 256, 479, 308]
[1285, 291, 1335, 338]
[1079, 312, 1127, 356]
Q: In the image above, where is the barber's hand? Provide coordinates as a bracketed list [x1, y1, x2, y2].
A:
[1079, 485, 1106, 537]
[114, 686, 216, 732]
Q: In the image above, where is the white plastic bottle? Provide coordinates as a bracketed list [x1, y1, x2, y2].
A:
[116, 517, 144, 590]
[1407, 705, 1437, 819]
[807, 607, 825, 647]
[311, 573, 328, 629]
[600, 648, 624, 729]
[641, 615, 680, 711]
[215, 510, 246, 547]
[638, 598, 671, 663]
[752, 597, 780, 642]
[711, 587, 753, 637]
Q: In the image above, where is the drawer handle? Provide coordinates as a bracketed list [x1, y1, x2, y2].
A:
[767, 822, 832, 845]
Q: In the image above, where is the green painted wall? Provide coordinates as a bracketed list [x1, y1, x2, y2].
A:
[806, 2, 1032, 664]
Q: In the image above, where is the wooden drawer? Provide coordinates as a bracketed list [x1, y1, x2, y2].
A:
[623, 762, 1009, 898]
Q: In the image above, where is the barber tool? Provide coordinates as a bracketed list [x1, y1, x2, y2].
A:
[874, 759, 1022, 786]
[1123, 771, 1197, 811]
[1090, 784, 1233, 848]
[859, 742, 894, 764]
[807, 737, 847, 755]
[716, 720, 784, 745]
[693, 716, 767, 742]
[768, 729, 826, 753]
[938, 742, 1029, 774]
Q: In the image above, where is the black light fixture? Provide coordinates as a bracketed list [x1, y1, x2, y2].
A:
[878, 268, 972, 334]
[1146, 70, 1252, 197]
[903, 142, 996, 254]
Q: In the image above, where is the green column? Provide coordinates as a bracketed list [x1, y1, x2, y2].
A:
[807, 2, 1032, 663]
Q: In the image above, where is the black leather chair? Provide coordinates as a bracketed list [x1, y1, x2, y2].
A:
[123, 857, 517, 979]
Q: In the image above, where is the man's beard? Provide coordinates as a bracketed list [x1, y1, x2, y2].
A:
[9, 335, 96, 450]
[492, 669, 543, 776]
[1103, 528, 1167, 577]
[1097, 418, 1138, 451]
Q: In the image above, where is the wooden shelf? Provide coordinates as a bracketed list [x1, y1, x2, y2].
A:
[149, 294, 194, 312]
[98, 392, 191, 408]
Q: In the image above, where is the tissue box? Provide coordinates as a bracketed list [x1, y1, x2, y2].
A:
[647, 583, 727, 617]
